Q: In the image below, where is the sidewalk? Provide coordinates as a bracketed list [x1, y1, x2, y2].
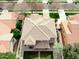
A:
[42, 0, 49, 19]
[57, 9, 66, 24]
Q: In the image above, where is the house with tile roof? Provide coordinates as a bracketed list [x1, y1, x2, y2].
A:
[0, 33, 13, 53]
[0, 12, 20, 29]
[18, 14, 57, 59]
[0, 12, 23, 53]
[0, 22, 11, 35]
[60, 14, 79, 46]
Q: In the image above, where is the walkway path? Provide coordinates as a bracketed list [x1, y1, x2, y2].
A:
[56, 0, 66, 24]
[42, 0, 49, 19]
[57, 0, 74, 24]
[38, 51, 40, 59]
[57, 9, 66, 24]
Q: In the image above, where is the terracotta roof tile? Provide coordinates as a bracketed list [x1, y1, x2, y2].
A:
[0, 33, 13, 53]
[0, 41, 11, 53]
[61, 15, 79, 45]
[0, 22, 11, 35]
[68, 14, 79, 21]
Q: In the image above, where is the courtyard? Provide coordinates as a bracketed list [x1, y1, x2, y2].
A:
[24, 51, 53, 59]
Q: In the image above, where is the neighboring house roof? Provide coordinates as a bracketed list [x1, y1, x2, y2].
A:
[0, 20, 16, 29]
[69, 20, 79, 24]
[61, 15, 79, 45]
[68, 14, 79, 21]
[61, 20, 71, 34]
[21, 14, 57, 46]
[0, 41, 11, 53]
[0, 33, 13, 53]
[0, 12, 19, 29]
[0, 33, 13, 41]
[0, 12, 19, 20]
[0, 22, 11, 35]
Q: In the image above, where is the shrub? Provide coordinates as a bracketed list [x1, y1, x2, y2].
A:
[11, 29, 21, 40]
[63, 44, 79, 59]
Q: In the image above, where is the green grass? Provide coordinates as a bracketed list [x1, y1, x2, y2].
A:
[24, 51, 53, 59]
[40, 52, 53, 59]
[24, 51, 38, 59]
[65, 13, 78, 16]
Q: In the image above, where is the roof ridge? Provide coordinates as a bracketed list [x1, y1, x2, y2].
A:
[39, 25, 56, 37]
[28, 19, 50, 40]
[25, 35, 36, 42]
[24, 35, 36, 45]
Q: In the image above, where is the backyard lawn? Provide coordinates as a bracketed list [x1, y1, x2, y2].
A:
[24, 51, 53, 59]
[24, 51, 38, 59]
[40, 51, 53, 59]
[65, 13, 78, 16]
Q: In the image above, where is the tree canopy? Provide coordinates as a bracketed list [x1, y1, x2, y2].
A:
[11, 20, 23, 40]
[11, 29, 21, 40]
[63, 44, 79, 59]
[16, 20, 23, 31]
